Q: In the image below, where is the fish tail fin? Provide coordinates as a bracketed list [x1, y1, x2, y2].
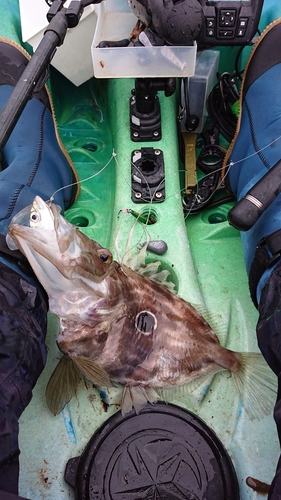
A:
[121, 385, 159, 416]
[231, 352, 277, 420]
[45, 355, 81, 415]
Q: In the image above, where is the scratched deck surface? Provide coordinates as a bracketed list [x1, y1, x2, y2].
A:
[1, 0, 281, 499]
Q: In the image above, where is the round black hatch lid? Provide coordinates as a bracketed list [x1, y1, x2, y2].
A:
[65, 402, 239, 500]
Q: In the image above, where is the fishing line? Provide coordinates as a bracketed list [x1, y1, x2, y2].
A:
[49, 130, 281, 239]
[176, 132, 281, 221]
[48, 150, 117, 204]
[113, 153, 167, 263]
[117, 132, 281, 233]
[114, 157, 153, 260]
[112, 154, 149, 261]
[183, 160, 234, 219]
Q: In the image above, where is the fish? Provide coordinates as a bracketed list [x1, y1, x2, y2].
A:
[7, 195, 277, 419]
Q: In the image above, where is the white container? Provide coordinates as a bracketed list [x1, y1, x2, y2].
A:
[19, 0, 98, 86]
[91, 0, 197, 79]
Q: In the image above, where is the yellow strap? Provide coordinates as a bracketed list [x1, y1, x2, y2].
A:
[182, 132, 197, 194]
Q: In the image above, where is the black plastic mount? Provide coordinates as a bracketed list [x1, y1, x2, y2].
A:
[131, 147, 165, 203]
[130, 77, 176, 142]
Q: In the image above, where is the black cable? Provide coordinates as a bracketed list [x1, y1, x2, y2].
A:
[206, 72, 239, 143]
[207, 37, 261, 141]
[234, 44, 246, 81]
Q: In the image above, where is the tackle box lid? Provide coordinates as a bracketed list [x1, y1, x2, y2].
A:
[64, 402, 239, 499]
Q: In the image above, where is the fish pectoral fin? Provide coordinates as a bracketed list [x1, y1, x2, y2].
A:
[71, 355, 112, 388]
[121, 385, 159, 416]
[45, 355, 81, 415]
[232, 352, 277, 420]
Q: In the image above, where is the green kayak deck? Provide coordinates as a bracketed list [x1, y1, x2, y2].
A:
[1, 0, 281, 498]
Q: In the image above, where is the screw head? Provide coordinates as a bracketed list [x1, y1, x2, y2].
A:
[133, 131, 139, 138]
[135, 192, 142, 199]
[155, 192, 162, 199]
[154, 149, 161, 155]
[153, 130, 159, 137]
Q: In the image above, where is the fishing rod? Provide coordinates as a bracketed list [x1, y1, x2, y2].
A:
[0, 0, 104, 152]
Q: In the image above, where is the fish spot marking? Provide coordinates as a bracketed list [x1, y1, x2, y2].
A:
[135, 310, 157, 335]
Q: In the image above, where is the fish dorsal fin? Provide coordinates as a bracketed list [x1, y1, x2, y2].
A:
[130, 256, 176, 292]
[120, 231, 177, 293]
[71, 355, 113, 388]
[123, 238, 147, 270]
[231, 352, 277, 420]
[138, 263, 176, 293]
[45, 355, 81, 415]
[121, 385, 159, 416]
[190, 303, 228, 345]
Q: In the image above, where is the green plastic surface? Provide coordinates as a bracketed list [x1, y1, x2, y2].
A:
[20, 75, 278, 499]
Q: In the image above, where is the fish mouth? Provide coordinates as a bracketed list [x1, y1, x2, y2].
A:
[7, 195, 78, 269]
[8, 223, 72, 289]
[7, 196, 112, 313]
[7, 202, 110, 307]
[9, 223, 51, 247]
[6, 196, 57, 250]
[8, 222, 108, 307]
[8, 222, 62, 266]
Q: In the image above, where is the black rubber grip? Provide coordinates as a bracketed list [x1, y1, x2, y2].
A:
[228, 159, 281, 231]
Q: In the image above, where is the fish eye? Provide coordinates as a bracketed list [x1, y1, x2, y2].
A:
[97, 248, 112, 264]
[30, 211, 40, 223]
[100, 254, 109, 261]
